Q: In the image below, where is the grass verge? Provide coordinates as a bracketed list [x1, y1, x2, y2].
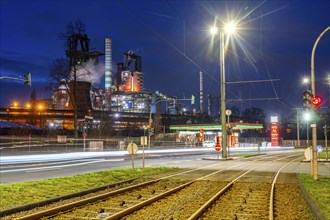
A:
[0, 167, 178, 210]
[319, 151, 330, 160]
[298, 174, 330, 219]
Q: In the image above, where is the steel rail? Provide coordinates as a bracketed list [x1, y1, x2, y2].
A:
[16, 179, 161, 220]
[187, 153, 302, 220]
[8, 152, 295, 219]
[99, 154, 300, 220]
[269, 156, 303, 220]
[0, 178, 136, 217]
[2, 153, 262, 218]
[104, 180, 195, 220]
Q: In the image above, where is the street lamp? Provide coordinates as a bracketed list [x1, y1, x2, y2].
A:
[210, 20, 236, 159]
[310, 26, 330, 181]
[302, 77, 309, 86]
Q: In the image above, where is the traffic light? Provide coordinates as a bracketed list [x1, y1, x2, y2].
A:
[303, 90, 322, 112]
[24, 73, 31, 86]
[303, 90, 313, 110]
[311, 95, 322, 111]
[191, 95, 195, 105]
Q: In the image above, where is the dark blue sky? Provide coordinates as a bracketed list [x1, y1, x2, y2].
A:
[1, 0, 329, 121]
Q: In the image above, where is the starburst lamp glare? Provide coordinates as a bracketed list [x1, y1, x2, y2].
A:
[224, 22, 236, 34]
[210, 26, 218, 35]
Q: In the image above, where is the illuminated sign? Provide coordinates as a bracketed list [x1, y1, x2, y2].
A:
[271, 122, 279, 146]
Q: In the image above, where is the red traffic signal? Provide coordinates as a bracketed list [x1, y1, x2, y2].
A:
[311, 96, 322, 107]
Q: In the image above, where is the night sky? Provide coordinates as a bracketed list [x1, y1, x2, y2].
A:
[1, 0, 329, 121]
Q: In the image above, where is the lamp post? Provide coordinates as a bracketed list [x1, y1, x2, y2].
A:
[310, 26, 330, 181]
[210, 21, 236, 159]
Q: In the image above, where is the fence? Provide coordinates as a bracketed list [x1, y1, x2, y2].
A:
[1, 134, 326, 154]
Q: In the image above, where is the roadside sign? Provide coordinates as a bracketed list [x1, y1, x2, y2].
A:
[141, 136, 147, 145]
[127, 142, 138, 169]
[215, 143, 222, 152]
[127, 142, 138, 155]
[316, 145, 323, 153]
[304, 147, 311, 160]
[225, 109, 232, 116]
[82, 131, 87, 138]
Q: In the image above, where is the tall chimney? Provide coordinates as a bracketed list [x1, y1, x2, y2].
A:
[105, 38, 112, 91]
[104, 38, 112, 109]
[200, 71, 203, 113]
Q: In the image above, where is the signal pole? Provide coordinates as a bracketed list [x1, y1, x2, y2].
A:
[310, 26, 330, 181]
[0, 74, 32, 86]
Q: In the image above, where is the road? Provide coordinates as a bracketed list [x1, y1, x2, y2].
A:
[1, 146, 328, 184]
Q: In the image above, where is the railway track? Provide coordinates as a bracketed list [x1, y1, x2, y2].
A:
[120, 154, 313, 220]
[2, 153, 313, 219]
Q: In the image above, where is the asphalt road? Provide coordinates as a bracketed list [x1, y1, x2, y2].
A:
[1, 146, 329, 184]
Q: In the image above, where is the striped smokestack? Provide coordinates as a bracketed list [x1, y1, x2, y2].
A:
[105, 38, 112, 91]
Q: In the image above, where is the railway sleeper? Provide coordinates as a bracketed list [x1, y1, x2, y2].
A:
[59, 215, 99, 220]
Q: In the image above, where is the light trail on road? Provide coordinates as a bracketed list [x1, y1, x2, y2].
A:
[1, 159, 125, 173]
[0, 146, 293, 165]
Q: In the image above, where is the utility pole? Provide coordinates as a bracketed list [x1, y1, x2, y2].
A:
[310, 26, 330, 181]
[296, 108, 300, 146]
[324, 125, 329, 161]
[73, 64, 78, 139]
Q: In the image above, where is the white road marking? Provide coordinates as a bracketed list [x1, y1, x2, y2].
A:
[1, 159, 124, 173]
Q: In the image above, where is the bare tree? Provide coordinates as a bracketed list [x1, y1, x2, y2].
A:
[58, 19, 86, 48]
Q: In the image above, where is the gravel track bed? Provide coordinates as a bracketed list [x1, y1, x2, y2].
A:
[44, 179, 186, 219]
[201, 182, 271, 220]
[1, 178, 149, 220]
[123, 180, 229, 220]
[1, 169, 216, 219]
[274, 183, 314, 220]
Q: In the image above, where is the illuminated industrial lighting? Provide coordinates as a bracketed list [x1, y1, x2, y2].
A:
[26, 103, 31, 109]
[12, 101, 19, 108]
